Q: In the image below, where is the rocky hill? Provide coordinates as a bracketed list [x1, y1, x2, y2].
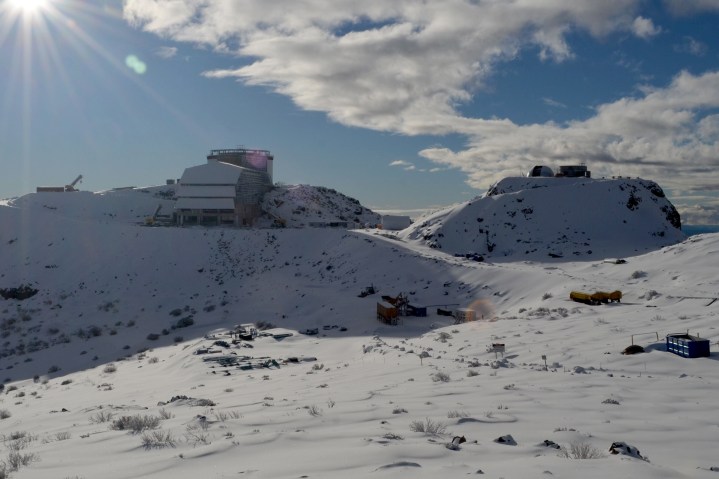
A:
[259, 184, 381, 228]
[400, 177, 684, 261]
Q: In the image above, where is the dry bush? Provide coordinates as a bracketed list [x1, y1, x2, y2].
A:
[110, 415, 160, 434]
[307, 405, 323, 417]
[89, 411, 114, 424]
[409, 418, 447, 436]
[5, 451, 39, 471]
[447, 410, 468, 418]
[141, 430, 176, 450]
[103, 363, 117, 374]
[559, 440, 605, 459]
[0, 409, 10, 420]
[184, 425, 210, 447]
[431, 372, 450, 382]
[157, 408, 173, 420]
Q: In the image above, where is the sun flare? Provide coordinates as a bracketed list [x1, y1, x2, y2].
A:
[8, 0, 48, 13]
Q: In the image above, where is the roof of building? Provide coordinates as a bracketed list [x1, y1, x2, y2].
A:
[177, 185, 236, 198]
[175, 197, 235, 210]
[180, 161, 244, 185]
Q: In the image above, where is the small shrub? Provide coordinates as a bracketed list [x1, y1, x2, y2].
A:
[141, 430, 175, 450]
[184, 425, 210, 447]
[5, 451, 39, 471]
[307, 405, 323, 417]
[437, 332, 452, 342]
[148, 357, 159, 364]
[0, 409, 11, 419]
[447, 410, 468, 418]
[146, 333, 160, 341]
[47, 365, 60, 374]
[466, 370, 479, 377]
[61, 379, 73, 386]
[382, 433, 404, 440]
[157, 408, 173, 420]
[175, 317, 194, 329]
[55, 431, 71, 441]
[559, 440, 605, 459]
[542, 292, 553, 300]
[630, 270, 647, 280]
[392, 407, 408, 414]
[111, 415, 160, 434]
[409, 418, 447, 436]
[431, 372, 450, 382]
[103, 364, 117, 374]
[89, 411, 114, 424]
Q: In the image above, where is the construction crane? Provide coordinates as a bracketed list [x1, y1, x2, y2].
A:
[144, 204, 163, 226]
[65, 175, 83, 192]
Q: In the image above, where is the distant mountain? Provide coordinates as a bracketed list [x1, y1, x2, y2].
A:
[399, 177, 684, 261]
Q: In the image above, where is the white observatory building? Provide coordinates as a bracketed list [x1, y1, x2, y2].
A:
[175, 148, 274, 227]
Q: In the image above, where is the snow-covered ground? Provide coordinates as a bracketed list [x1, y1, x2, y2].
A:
[1, 185, 718, 478]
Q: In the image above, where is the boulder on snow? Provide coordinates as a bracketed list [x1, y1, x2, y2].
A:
[494, 434, 517, 445]
[609, 441, 646, 460]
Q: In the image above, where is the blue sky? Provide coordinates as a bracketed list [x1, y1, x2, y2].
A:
[1, 0, 719, 222]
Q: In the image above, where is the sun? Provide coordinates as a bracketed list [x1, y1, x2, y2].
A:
[8, 0, 48, 13]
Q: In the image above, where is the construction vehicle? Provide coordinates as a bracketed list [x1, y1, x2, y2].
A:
[570, 290, 622, 305]
[358, 285, 376, 298]
[144, 204, 163, 226]
[65, 175, 83, 192]
[37, 174, 83, 193]
[264, 209, 286, 227]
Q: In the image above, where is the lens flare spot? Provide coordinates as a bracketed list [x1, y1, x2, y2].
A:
[125, 55, 147, 75]
[463, 298, 495, 325]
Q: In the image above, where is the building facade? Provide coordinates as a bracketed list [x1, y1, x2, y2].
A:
[175, 148, 274, 227]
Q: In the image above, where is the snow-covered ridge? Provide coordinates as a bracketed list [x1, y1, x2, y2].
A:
[2, 183, 380, 229]
[400, 177, 684, 261]
[2, 181, 719, 479]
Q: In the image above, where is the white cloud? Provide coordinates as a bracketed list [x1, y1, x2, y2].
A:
[674, 36, 708, 56]
[419, 70, 719, 194]
[678, 204, 719, 225]
[389, 159, 416, 171]
[123, 1, 719, 208]
[389, 160, 412, 167]
[125, 0, 642, 135]
[156, 46, 178, 59]
[543, 97, 567, 108]
[631, 16, 662, 39]
[664, 0, 719, 15]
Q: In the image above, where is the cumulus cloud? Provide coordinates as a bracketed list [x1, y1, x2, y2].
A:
[123, 1, 719, 212]
[631, 16, 662, 39]
[678, 204, 719, 225]
[421, 71, 719, 192]
[124, 0, 642, 135]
